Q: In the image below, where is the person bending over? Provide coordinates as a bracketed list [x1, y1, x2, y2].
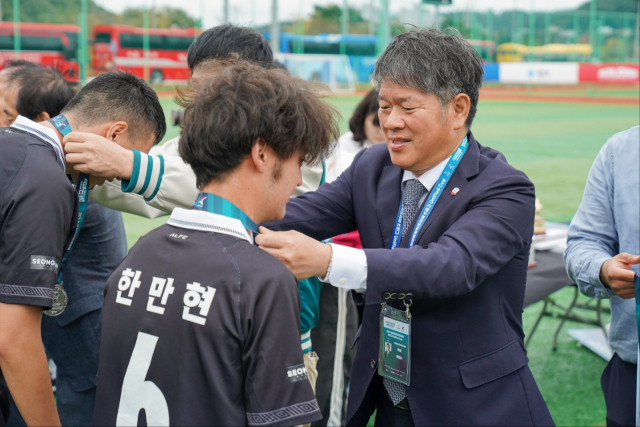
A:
[0, 71, 165, 426]
[91, 61, 338, 426]
[3, 67, 130, 426]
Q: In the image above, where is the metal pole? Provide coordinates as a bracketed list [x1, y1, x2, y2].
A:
[143, 2, 150, 82]
[79, 0, 88, 83]
[340, 0, 348, 55]
[418, 2, 423, 29]
[295, 0, 304, 54]
[573, 11, 580, 43]
[589, 0, 597, 60]
[12, 0, 19, 59]
[223, 0, 229, 24]
[635, 7, 640, 61]
[487, 9, 493, 59]
[375, 0, 388, 56]
[528, 2, 535, 61]
[270, 0, 280, 55]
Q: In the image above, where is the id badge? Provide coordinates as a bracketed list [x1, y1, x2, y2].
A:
[378, 303, 411, 386]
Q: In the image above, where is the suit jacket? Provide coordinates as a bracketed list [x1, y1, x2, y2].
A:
[268, 133, 554, 426]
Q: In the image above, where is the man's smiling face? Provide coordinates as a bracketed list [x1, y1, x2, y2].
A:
[378, 81, 457, 177]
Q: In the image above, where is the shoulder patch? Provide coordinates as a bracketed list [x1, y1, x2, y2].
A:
[286, 363, 308, 383]
[30, 255, 60, 273]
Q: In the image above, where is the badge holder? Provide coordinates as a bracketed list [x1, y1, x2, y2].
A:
[378, 294, 412, 386]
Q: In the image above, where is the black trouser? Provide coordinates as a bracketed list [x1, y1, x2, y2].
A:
[374, 391, 415, 427]
[601, 352, 636, 426]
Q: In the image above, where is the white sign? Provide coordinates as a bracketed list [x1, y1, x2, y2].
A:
[499, 62, 579, 85]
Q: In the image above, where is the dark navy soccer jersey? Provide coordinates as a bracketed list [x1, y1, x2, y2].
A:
[92, 208, 322, 427]
[0, 119, 78, 424]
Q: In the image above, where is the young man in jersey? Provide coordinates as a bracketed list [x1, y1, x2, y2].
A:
[0, 71, 165, 426]
[65, 24, 327, 404]
[92, 61, 338, 426]
[3, 67, 130, 426]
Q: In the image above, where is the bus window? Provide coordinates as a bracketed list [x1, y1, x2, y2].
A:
[95, 32, 112, 44]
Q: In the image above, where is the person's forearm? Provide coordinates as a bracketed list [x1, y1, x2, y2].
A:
[0, 337, 60, 426]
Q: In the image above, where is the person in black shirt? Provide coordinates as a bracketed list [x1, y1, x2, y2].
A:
[92, 60, 339, 426]
[0, 71, 165, 426]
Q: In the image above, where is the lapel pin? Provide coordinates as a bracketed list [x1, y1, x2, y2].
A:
[450, 187, 460, 196]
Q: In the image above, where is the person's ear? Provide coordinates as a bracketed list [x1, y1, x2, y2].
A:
[35, 111, 51, 122]
[105, 121, 129, 144]
[250, 138, 268, 173]
[451, 93, 471, 131]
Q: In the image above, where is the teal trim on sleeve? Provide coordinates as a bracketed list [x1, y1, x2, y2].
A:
[121, 149, 141, 193]
[320, 159, 326, 186]
[145, 154, 164, 202]
[138, 154, 154, 195]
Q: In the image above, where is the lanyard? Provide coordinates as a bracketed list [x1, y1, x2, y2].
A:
[49, 114, 90, 285]
[191, 193, 259, 234]
[390, 136, 468, 249]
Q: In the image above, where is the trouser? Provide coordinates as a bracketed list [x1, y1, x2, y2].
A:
[311, 285, 359, 427]
[601, 352, 636, 426]
[301, 352, 320, 427]
[374, 389, 415, 427]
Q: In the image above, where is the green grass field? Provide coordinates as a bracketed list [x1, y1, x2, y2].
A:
[123, 93, 638, 426]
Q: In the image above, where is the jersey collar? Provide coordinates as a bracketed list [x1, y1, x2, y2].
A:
[11, 115, 65, 170]
[167, 208, 254, 244]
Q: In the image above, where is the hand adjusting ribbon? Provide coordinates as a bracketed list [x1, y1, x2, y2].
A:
[45, 115, 90, 316]
[191, 193, 259, 234]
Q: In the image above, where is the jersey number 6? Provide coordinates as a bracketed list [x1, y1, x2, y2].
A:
[116, 332, 170, 426]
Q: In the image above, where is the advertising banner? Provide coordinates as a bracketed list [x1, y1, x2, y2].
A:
[499, 62, 579, 85]
[579, 63, 640, 83]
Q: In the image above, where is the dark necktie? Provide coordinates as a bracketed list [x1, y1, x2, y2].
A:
[383, 178, 426, 405]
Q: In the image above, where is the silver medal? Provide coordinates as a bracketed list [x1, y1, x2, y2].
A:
[44, 283, 68, 316]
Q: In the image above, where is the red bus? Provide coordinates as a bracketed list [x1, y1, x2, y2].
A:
[92, 25, 198, 83]
[0, 22, 79, 80]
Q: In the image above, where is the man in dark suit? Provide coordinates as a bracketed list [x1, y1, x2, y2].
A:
[257, 28, 554, 426]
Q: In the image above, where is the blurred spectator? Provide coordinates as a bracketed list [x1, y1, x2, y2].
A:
[565, 126, 640, 427]
[325, 89, 385, 183]
[311, 89, 385, 427]
[0, 61, 39, 126]
[4, 67, 128, 427]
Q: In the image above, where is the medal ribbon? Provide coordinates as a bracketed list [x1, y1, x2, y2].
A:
[390, 135, 469, 249]
[50, 114, 90, 285]
[191, 193, 259, 234]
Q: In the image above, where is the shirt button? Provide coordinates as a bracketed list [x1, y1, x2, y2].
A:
[371, 359, 376, 369]
[340, 278, 347, 285]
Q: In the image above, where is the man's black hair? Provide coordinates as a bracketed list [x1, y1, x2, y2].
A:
[3, 59, 39, 70]
[16, 68, 76, 121]
[187, 24, 273, 72]
[62, 71, 166, 144]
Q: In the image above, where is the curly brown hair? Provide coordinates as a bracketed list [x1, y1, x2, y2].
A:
[178, 60, 340, 189]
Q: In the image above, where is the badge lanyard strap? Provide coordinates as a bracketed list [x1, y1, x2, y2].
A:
[191, 192, 259, 234]
[389, 135, 469, 250]
[50, 114, 90, 285]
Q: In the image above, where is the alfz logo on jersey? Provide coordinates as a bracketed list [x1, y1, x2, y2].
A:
[286, 363, 308, 383]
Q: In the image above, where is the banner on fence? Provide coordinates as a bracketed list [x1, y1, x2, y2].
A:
[579, 64, 640, 83]
[499, 62, 579, 85]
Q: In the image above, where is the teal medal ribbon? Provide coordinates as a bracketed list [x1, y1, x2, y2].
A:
[191, 193, 259, 234]
[45, 115, 89, 316]
[389, 135, 468, 249]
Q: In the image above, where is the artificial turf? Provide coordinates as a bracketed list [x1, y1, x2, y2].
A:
[121, 92, 638, 426]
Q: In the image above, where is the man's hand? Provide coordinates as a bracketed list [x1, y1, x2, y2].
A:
[599, 253, 640, 299]
[256, 227, 331, 281]
[64, 132, 134, 180]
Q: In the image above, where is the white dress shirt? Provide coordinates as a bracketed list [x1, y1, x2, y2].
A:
[321, 156, 450, 292]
